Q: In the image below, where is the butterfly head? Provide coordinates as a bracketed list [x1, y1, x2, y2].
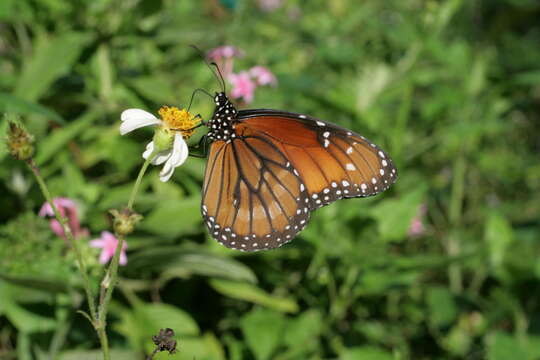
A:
[208, 92, 238, 142]
[214, 92, 229, 106]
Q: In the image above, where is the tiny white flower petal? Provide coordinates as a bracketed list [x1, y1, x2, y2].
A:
[142, 141, 172, 165]
[158, 134, 188, 182]
[172, 133, 189, 167]
[151, 150, 172, 165]
[142, 141, 155, 159]
[120, 109, 161, 135]
[159, 164, 175, 182]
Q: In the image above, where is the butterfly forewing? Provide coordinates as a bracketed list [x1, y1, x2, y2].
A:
[201, 135, 311, 251]
[237, 110, 397, 209]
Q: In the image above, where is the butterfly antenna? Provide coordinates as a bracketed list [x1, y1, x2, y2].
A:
[190, 45, 227, 93]
[210, 62, 226, 93]
[187, 88, 213, 112]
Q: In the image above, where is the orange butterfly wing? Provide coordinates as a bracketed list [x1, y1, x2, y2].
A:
[201, 107, 397, 252]
[235, 110, 397, 209]
[201, 134, 311, 251]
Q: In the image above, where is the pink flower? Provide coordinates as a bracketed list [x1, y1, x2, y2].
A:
[228, 71, 257, 104]
[408, 204, 427, 237]
[207, 46, 244, 61]
[89, 231, 128, 266]
[39, 197, 89, 240]
[257, 0, 283, 12]
[207, 46, 244, 77]
[249, 66, 277, 86]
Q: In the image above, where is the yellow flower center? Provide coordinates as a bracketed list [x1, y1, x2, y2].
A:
[158, 106, 199, 139]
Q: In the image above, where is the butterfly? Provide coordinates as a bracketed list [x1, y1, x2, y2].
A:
[197, 89, 398, 252]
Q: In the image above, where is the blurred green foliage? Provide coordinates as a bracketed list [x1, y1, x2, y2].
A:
[1, 0, 540, 359]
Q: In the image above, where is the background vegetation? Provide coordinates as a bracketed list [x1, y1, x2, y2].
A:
[1, 0, 540, 359]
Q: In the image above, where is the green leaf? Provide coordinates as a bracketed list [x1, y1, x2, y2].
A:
[140, 197, 201, 237]
[426, 286, 457, 328]
[283, 309, 323, 348]
[116, 302, 200, 352]
[35, 110, 98, 165]
[358, 269, 419, 295]
[128, 247, 257, 283]
[340, 346, 394, 360]
[4, 301, 56, 333]
[59, 350, 138, 360]
[486, 332, 528, 360]
[15, 32, 93, 101]
[136, 303, 200, 336]
[370, 186, 426, 241]
[485, 212, 514, 268]
[17, 332, 32, 360]
[127, 75, 178, 104]
[0, 274, 68, 293]
[0, 93, 64, 124]
[160, 252, 257, 284]
[241, 308, 285, 360]
[148, 335, 225, 360]
[210, 279, 298, 313]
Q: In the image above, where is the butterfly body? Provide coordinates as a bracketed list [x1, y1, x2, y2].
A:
[202, 92, 397, 251]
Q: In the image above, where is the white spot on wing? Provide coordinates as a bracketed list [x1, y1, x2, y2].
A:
[346, 163, 355, 171]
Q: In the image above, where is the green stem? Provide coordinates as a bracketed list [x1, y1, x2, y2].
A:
[26, 159, 98, 323]
[95, 151, 156, 360]
[127, 152, 155, 210]
[95, 234, 124, 360]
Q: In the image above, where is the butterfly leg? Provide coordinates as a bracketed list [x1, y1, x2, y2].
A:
[188, 134, 209, 158]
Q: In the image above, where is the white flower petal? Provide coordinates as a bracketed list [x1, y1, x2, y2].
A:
[142, 141, 155, 159]
[171, 133, 189, 167]
[142, 141, 172, 165]
[159, 164, 175, 182]
[120, 109, 161, 135]
[151, 150, 172, 165]
[158, 133, 188, 182]
[121, 109, 157, 122]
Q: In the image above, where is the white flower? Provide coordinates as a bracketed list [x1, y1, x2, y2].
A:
[120, 108, 192, 182]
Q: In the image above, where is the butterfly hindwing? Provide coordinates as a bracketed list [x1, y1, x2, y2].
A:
[201, 135, 311, 251]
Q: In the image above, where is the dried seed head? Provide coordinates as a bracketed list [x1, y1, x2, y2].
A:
[6, 121, 34, 161]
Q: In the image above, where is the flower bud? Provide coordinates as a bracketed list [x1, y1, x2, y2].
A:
[6, 121, 34, 161]
[109, 208, 143, 236]
[152, 127, 174, 153]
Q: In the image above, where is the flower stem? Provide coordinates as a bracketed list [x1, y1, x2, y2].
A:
[95, 234, 124, 360]
[127, 152, 156, 210]
[94, 151, 156, 360]
[26, 159, 98, 323]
